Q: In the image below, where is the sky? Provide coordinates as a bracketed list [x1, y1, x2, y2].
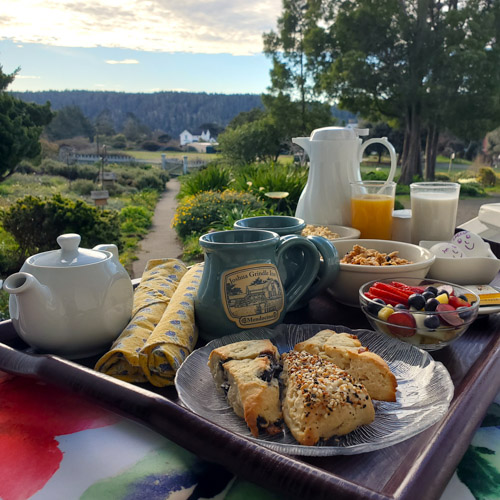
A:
[0, 0, 282, 95]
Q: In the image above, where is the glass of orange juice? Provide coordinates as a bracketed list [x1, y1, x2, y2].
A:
[350, 181, 396, 239]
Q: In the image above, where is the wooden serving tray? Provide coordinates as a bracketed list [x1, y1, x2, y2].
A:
[0, 280, 499, 500]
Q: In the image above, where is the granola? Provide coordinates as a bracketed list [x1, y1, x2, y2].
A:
[340, 244, 413, 266]
[302, 225, 340, 239]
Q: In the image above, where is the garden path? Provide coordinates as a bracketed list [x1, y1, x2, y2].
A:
[131, 177, 184, 279]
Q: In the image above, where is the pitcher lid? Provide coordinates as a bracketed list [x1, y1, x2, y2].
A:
[27, 234, 108, 267]
[310, 126, 369, 141]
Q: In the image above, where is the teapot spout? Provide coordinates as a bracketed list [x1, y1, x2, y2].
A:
[3, 272, 53, 322]
[292, 137, 311, 156]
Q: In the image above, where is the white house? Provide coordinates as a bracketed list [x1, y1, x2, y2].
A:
[179, 129, 217, 146]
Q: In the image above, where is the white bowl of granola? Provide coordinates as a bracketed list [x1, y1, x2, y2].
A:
[328, 239, 435, 306]
[302, 224, 360, 241]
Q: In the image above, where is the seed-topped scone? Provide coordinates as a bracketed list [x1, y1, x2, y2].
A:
[281, 350, 375, 446]
[222, 356, 283, 437]
[208, 339, 280, 388]
[294, 329, 397, 402]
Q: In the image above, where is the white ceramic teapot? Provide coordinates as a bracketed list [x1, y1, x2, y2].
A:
[3, 233, 133, 359]
[294, 126, 397, 226]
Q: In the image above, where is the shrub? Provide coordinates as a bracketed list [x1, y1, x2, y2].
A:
[141, 140, 161, 151]
[435, 173, 451, 182]
[71, 179, 95, 196]
[478, 167, 497, 187]
[178, 163, 232, 198]
[134, 171, 168, 191]
[458, 182, 485, 197]
[120, 205, 153, 236]
[1, 194, 122, 257]
[231, 162, 307, 215]
[173, 190, 264, 239]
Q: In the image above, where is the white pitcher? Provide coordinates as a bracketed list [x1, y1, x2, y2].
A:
[294, 126, 397, 226]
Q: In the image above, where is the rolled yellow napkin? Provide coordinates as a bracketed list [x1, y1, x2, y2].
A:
[94, 259, 188, 382]
[139, 263, 204, 387]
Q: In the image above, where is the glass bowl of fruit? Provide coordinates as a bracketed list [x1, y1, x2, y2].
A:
[359, 278, 480, 350]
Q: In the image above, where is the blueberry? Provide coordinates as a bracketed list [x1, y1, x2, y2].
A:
[458, 294, 468, 301]
[437, 289, 449, 297]
[367, 298, 385, 316]
[457, 306, 473, 320]
[422, 291, 436, 301]
[425, 286, 439, 296]
[425, 298, 440, 311]
[408, 293, 425, 310]
[395, 303, 408, 310]
[424, 315, 440, 330]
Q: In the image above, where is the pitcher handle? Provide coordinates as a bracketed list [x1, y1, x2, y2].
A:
[359, 137, 397, 183]
[275, 236, 320, 312]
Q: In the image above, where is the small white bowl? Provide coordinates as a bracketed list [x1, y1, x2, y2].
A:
[328, 239, 435, 306]
[303, 224, 360, 241]
[420, 240, 500, 285]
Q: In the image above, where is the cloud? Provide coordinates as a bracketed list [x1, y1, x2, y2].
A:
[105, 59, 139, 65]
[1, 0, 281, 56]
[15, 74, 40, 79]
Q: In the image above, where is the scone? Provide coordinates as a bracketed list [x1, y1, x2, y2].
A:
[281, 350, 375, 446]
[208, 339, 280, 388]
[294, 329, 397, 402]
[220, 356, 283, 437]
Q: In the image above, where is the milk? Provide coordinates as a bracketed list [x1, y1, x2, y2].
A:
[411, 192, 459, 244]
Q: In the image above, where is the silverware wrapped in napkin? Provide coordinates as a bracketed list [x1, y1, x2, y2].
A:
[95, 259, 202, 386]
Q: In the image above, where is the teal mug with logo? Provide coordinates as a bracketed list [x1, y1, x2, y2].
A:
[195, 229, 320, 341]
[233, 215, 339, 310]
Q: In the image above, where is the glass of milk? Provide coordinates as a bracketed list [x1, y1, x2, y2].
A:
[410, 182, 460, 244]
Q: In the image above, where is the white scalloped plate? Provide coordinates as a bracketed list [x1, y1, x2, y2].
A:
[175, 324, 454, 456]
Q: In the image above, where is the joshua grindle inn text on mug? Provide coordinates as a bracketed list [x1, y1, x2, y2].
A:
[410, 182, 460, 244]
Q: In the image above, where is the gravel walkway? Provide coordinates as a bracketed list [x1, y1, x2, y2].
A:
[131, 177, 184, 279]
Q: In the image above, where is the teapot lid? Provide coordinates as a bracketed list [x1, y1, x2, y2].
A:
[310, 126, 369, 141]
[28, 234, 108, 268]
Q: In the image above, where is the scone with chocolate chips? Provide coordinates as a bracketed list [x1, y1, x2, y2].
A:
[281, 350, 375, 446]
[208, 340, 282, 437]
[294, 329, 397, 402]
[222, 356, 283, 437]
[208, 339, 280, 388]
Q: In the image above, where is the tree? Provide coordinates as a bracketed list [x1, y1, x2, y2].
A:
[122, 112, 151, 142]
[95, 109, 116, 137]
[291, 0, 500, 183]
[45, 105, 94, 141]
[263, 0, 333, 135]
[217, 117, 282, 164]
[0, 65, 53, 182]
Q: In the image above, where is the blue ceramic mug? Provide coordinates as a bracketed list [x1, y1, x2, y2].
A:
[195, 229, 320, 341]
[233, 216, 339, 309]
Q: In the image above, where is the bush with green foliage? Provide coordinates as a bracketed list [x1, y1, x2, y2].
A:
[1, 194, 122, 258]
[71, 179, 96, 195]
[458, 182, 485, 197]
[134, 171, 168, 191]
[178, 163, 233, 198]
[231, 162, 308, 215]
[120, 205, 153, 236]
[478, 167, 497, 187]
[173, 190, 264, 239]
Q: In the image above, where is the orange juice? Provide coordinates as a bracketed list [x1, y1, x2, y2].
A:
[351, 194, 394, 239]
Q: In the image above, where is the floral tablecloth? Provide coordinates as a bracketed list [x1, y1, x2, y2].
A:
[0, 370, 498, 500]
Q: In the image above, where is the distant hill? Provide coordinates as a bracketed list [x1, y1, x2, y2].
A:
[12, 90, 263, 137]
[12, 90, 356, 137]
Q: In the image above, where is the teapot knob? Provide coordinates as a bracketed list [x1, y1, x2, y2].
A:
[57, 234, 81, 253]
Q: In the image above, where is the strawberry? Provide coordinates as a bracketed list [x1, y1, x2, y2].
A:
[448, 295, 470, 309]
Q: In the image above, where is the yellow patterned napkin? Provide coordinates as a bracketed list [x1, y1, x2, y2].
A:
[94, 259, 188, 382]
[139, 263, 204, 387]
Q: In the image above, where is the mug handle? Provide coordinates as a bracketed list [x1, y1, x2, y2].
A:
[297, 236, 339, 304]
[275, 235, 320, 312]
[359, 137, 397, 183]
